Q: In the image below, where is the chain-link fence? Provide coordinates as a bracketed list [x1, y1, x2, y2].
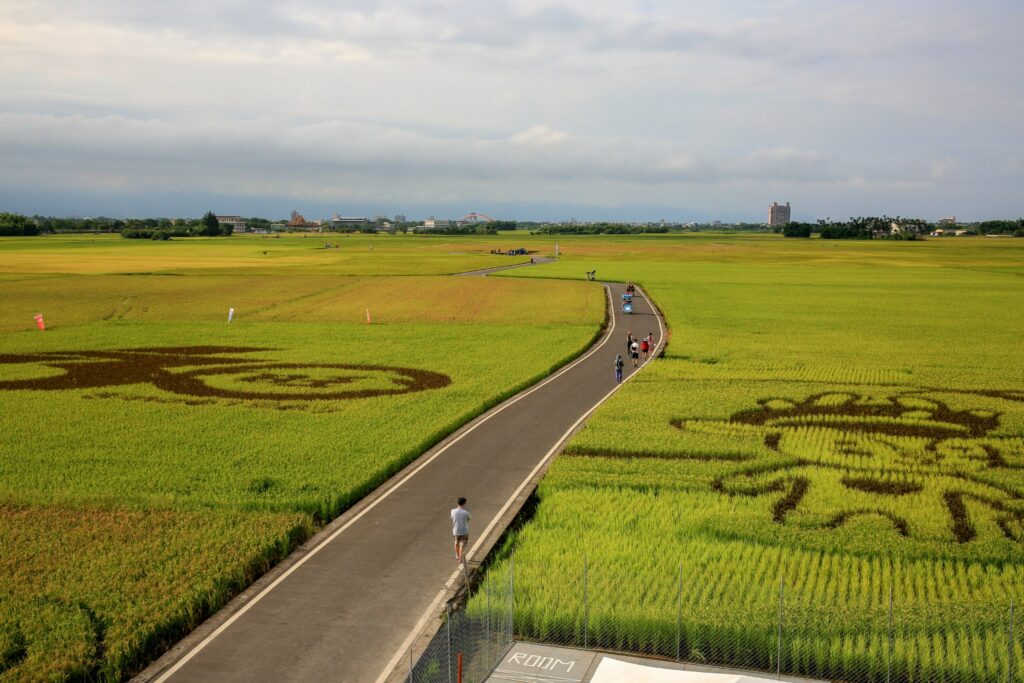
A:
[410, 554, 1022, 683]
[513, 556, 1022, 683]
[406, 563, 515, 683]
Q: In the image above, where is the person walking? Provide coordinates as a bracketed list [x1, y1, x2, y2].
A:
[630, 340, 640, 367]
[614, 353, 624, 383]
[451, 497, 471, 564]
[640, 337, 649, 361]
[626, 331, 634, 355]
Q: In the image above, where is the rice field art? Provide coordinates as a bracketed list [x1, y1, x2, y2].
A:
[690, 391, 1024, 550]
[0, 235, 607, 681]
[477, 381, 1024, 682]
[0, 346, 452, 403]
[479, 235, 1024, 682]
[0, 315, 604, 681]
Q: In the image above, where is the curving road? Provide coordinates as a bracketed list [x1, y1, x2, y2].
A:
[136, 280, 664, 683]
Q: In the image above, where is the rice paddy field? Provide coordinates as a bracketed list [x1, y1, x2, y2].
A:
[0, 233, 604, 681]
[475, 234, 1024, 681]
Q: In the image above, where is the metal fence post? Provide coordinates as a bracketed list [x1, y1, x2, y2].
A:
[886, 583, 893, 683]
[447, 603, 452, 683]
[583, 554, 589, 650]
[776, 577, 784, 678]
[508, 551, 515, 646]
[486, 575, 491, 667]
[676, 563, 683, 662]
[1009, 598, 1016, 683]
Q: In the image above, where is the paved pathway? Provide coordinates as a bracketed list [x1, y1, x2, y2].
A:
[139, 281, 663, 683]
[455, 256, 554, 276]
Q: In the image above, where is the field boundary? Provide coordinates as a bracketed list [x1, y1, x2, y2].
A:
[136, 284, 616, 682]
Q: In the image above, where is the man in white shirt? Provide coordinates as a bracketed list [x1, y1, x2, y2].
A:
[451, 497, 471, 564]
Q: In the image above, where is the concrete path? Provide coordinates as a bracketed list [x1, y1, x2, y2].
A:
[455, 256, 554, 276]
[138, 281, 663, 683]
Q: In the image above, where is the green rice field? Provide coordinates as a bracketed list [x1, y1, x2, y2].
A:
[4, 232, 1023, 681]
[0, 234, 603, 681]
[475, 234, 1024, 681]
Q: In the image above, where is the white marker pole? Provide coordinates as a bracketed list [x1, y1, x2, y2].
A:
[228, 308, 235, 323]
[366, 309, 372, 324]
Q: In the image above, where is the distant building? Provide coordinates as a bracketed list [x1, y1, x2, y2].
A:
[394, 214, 407, 224]
[938, 216, 956, 225]
[768, 202, 791, 226]
[216, 215, 246, 232]
[422, 217, 450, 229]
[329, 212, 369, 230]
[459, 212, 495, 225]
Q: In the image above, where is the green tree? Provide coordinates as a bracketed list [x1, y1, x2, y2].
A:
[0, 212, 35, 236]
[200, 211, 221, 237]
[783, 223, 813, 238]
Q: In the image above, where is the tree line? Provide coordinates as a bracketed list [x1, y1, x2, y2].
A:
[777, 216, 1024, 240]
[0, 211, 238, 238]
[537, 223, 670, 235]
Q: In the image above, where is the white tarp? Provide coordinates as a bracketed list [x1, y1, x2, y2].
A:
[589, 657, 781, 683]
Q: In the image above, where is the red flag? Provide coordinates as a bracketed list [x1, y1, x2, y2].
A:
[33, 314, 45, 330]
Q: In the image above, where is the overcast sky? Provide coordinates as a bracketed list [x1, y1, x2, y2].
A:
[1, 0, 1022, 221]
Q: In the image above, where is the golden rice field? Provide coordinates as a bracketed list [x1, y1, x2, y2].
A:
[476, 234, 1024, 681]
[0, 233, 527, 275]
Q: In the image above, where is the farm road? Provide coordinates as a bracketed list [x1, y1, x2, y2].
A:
[454, 255, 554, 276]
[140, 281, 663, 683]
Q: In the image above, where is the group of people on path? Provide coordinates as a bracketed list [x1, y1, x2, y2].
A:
[615, 331, 655, 382]
[451, 312, 655, 564]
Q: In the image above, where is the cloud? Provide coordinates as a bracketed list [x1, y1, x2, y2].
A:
[0, 1, 1022, 218]
[0, 112, 854, 203]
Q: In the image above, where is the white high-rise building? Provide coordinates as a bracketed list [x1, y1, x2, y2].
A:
[768, 202, 791, 226]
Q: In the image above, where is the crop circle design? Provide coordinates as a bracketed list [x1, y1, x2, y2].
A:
[163, 363, 451, 400]
[0, 347, 451, 403]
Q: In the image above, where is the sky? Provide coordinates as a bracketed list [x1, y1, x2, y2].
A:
[1, 0, 1022, 222]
